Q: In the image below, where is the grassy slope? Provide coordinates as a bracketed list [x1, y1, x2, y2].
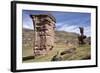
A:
[22, 29, 91, 63]
[62, 44, 91, 60]
[23, 44, 91, 63]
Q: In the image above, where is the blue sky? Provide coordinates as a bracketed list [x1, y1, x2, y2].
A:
[22, 10, 91, 36]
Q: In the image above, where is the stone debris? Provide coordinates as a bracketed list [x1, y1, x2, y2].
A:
[60, 48, 76, 55]
[51, 52, 62, 61]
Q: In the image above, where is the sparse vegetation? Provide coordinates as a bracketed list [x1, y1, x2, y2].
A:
[22, 28, 91, 63]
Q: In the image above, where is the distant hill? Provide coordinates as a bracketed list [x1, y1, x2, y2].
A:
[22, 28, 91, 57]
[55, 30, 79, 43]
[22, 28, 91, 47]
[22, 28, 79, 57]
[22, 28, 80, 46]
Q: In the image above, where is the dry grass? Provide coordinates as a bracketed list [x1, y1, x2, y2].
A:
[62, 44, 91, 60]
[23, 43, 91, 63]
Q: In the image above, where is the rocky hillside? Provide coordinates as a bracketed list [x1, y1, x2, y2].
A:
[22, 29, 79, 48]
[22, 28, 90, 57]
[55, 30, 79, 44]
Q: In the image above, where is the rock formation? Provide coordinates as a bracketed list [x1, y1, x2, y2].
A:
[78, 27, 86, 45]
[30, 14, 56, 56]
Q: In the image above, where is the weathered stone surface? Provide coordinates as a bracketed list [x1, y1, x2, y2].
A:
[60, 48, 76, 55]
[30, 14, 56, 56]
[78, 27, 86, 45]
[51, 52, 62, 61]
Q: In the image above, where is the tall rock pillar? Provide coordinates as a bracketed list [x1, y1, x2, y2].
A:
[78, 27, 86, 45]
[30, 14, 56, 56]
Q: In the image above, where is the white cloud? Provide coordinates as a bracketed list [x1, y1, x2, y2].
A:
[23, 23, 34, 29]
[23, 22, 91, 37]
[84, 26, 91, 37]
[56, 23, 91, 37]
